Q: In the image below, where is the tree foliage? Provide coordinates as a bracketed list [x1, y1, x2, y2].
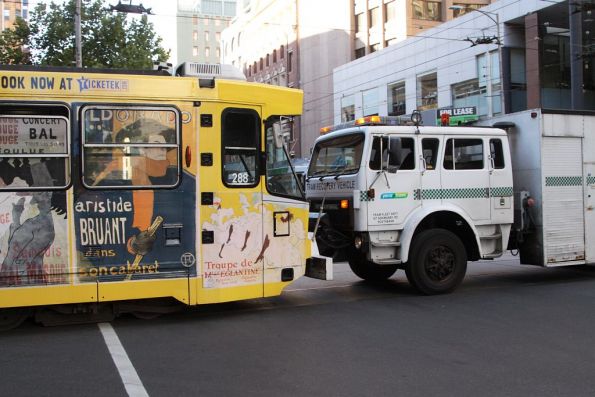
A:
[0, 17, 31, 65]
[26, 0, 169, 69]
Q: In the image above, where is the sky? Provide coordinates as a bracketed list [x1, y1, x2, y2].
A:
[34, 0, 179, 64]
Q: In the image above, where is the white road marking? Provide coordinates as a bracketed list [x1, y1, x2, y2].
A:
[98, 322, 149, 397]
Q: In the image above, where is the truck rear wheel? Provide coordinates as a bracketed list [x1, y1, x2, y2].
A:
[405, 229, 467, 295]
[348, 250, 398, 281]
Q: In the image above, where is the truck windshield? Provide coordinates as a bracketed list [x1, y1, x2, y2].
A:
[308, 133, 364, 177]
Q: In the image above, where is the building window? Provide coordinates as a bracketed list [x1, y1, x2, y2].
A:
[216, 47, 220, 58]
[452, 3, 482, 18]
[260, 58, 263, 70]
[204, 18, 209, 26]
[362, 88, 379, 117]
[205, 31, 210, 42]
[273, 49, 277, 63]
[280, 45, 285, 59]
[4, 9, 10, 20]
[355, 13, 365, 34]
[417, 71, 438, 110]
[216, 32, 221, 41]
[193, 47, 198, 56]
[388, 81, 406, 116]
[266, 54, 270, 66]
[205, 47, 210, 57]
[452, 79, 483, 112]
[369, 7, 380, 29]
[385, 1, 396, 23]
[386, 38, 399, 46]
[477, 51, 502, 115]
[355, 47, 366, 59]
[193, 16, 198, 25]
[341, 95, 355, 122]
[412, 0, 441, 21]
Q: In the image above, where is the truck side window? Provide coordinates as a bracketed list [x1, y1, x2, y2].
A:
[490, 139, 505, 169]
[444, 138, 483, 170]
[369, 136, 415, 170]
[222, 108, 260, 187]
[369, 136, 387, 170]
[400, 138, 415, 170]
[422, 138, 439, 170]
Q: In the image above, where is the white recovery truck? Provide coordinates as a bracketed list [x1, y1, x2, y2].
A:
[305, 109, 595, 294]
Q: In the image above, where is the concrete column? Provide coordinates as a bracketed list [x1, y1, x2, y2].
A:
[525, 13, 541, 109]
[570, 2, 584, 109]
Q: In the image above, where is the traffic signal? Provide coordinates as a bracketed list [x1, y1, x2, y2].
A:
[440, 112, 450, 126]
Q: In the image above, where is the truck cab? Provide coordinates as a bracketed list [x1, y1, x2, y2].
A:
[306, 116, 514, 294]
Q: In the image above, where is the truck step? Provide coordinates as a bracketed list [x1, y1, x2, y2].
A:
[479, 233, 502, 241]
[482, 251, 502, 259]
[374, 258, 402, 265]
[371, 241, 402, 247]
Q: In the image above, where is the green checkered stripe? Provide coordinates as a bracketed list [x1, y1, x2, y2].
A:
[545, 176, 583, 187]
[490, 186, 514, 197]
[360, 190, 374, 202]
[414, 186, 512, 201]
[588, 176, 595, 185]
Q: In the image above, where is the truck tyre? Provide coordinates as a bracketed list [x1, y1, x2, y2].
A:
[348, 250, 398, 281]
[405, 229, 467, 295]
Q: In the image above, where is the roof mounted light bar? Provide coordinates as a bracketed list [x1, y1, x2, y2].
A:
[320, 114, 419, 134]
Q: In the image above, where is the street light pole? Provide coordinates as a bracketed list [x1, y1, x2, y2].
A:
[75, 0, 82, 67]
[450, 6, 504, 117]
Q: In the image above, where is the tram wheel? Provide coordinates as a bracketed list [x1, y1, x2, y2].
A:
[0, 307, 31, 331]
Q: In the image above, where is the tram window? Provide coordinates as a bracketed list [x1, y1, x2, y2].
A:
[0, 113, 70, 190]
[82, 106, 180, 188]
[222, 108, 260, 187]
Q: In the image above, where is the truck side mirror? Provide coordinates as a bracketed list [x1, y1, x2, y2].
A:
[386, 137, 402, 173]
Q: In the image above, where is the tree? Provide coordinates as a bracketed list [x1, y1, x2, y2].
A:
[28, 0, 169, 69]
[0, 17, 31, 65]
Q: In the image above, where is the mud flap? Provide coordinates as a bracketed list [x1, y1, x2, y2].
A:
[305, 256, 333, 280]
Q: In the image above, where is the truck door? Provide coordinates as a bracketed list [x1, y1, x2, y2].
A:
[542, 136, 585, 264]
[584, 135, 595, 263]
[441, 137, 490, 220]
[367, 135, 420, 227]
[488, 138, 513, 221]
[419, 137, 442, 208]
[586, 164, 595, 263]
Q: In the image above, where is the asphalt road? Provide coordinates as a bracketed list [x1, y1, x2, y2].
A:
[2, 254, 595, 397]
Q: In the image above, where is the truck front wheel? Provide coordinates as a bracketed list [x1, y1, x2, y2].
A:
[405, 229, 467, 295]
[348, 250, 398, 281]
